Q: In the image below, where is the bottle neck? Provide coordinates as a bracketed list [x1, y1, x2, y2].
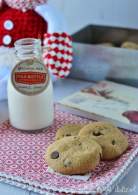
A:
[14, 38, 42, 61]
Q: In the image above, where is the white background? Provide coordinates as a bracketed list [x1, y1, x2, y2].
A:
[50, 0, 138, 34]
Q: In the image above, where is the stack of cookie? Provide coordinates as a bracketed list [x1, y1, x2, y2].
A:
[121, 41, 138, 50]
[45, 122, 128, 175]
[97, 41, 138, 50]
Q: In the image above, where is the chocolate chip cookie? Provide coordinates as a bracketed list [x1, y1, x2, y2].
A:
[55, 124, 84, 140]
[45, 136, 102, 175]
[79, 122, 128, 160]
[121, 41, 138, 50]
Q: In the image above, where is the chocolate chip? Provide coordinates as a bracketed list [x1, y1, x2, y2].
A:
[112, 140, 116, 145]
[51, 151, 59, 159]
[66, 134, 71, 136]
[93, 131, 103, 136]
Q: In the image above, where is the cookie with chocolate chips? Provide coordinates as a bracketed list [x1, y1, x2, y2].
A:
[121, 41, 138, 50]
[79, 122, 128, 160]
[45, 136, 102, 175]
[55, 124, 84, 140]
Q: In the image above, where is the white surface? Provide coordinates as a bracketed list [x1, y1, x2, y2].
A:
[35, 2, 68, 33]
[0, 78, 138, 195]
[50, 0, 138, 34]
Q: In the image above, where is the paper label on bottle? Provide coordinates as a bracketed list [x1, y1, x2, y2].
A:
[12, 59, 49, 95]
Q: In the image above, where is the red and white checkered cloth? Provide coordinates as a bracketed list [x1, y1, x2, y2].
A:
[5, 0, 47, 11]
[43, 32, 73, 78]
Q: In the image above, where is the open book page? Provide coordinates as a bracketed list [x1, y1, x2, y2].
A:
[59, 81, 138, 130]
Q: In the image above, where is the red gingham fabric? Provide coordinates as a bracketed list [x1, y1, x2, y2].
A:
[0, 4, 47, 47]
[43, 32, 73, 78]
[5, 0, 47, 11]
[0, 106, 137, 194]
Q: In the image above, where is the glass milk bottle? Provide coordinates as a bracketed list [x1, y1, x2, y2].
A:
[7, 38, 54, 131]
